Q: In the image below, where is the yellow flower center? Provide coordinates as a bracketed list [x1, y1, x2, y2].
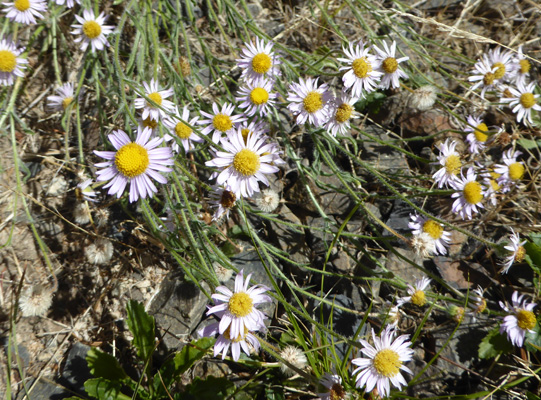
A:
[142, 117, 158, 129]
[517, 309, 536, 331]
[241, 128, 252, 144]
[148, 92, 163, 107]
[233, 148, 260, 176]
[14, 0, 30, 11]
[422, 220, 443, 240]
[509, 162, 524, 181]
[335, 103, 353, 123]
[373, 348, 402, 377]
[483, 72, 495, 86]
[474, 123, 488, 142]
[303, 91, 323, 114]
[411, 290, 426, 306]
[516, 246, 526, 263]
[62, 96, 73, 110]
[519, 59, 531, 74]
[228, 292, 253, 317]
[220, 189, 236, 208]
[463, 181, 483, 205]
[82, 20, 102, 39]
[492, 62, 506, 80]
[0, 50, 17, 73]
[212, 113, 233, 132]
[476, 299, 487, 314]
[520, 93, 536, 109]
[249, 87, 269, 105]
[223, 326, 249, 342]
[489, 179, 500, 191]
[252, 53, 271, 74]
[175, 122, 192, 139]
[352, 57, 372, 78]
[382, 57, 398, 73]
[444, 155, 461, 175]
[114, 142, 150, 178]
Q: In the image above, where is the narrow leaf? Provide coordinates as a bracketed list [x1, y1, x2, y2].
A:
[126, 300, 156, 361]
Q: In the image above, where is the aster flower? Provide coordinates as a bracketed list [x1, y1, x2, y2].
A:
[469, 285, 487, 315]
[138, 115, 160, 136]
[450, 167, 485, 220]
[513, 46, 531, 86]
[71, 9, 114, 53]
[287, 77, 333, 127]
[500, 228, 527, 274]
[317, 372, 346, 400]
[238, 119, 269, 144]
[481, 171, 501, 206]
[494, 148, 525, 192]
[468, 58, 500, 98]
[500, 291, 537, 347]
[47, 83, 79, 112]
[206, 269, 271, 340]
[485, 46, 516, 83]
[199, 102, 246, 144]
[373, 40, 409, 89]
[205, 128, 281, 198]
[198, 321, 260, 361]
[352, 326, 414, 398]
[500, 81, 541, 125]
[408, 213, 451, 255]
[163, 106, 202, 154]
[325, 91, 359, 137]
[0, 37, 27, 86]
[94, 127, 174, 203]
[432, 139, 462, 188]
[134, 79, 176, 121]
[51, 0, 80, 7]
[235, 77, 277, 117]
[236, 37, 281, 83]
[76, 179, 98, 202]
[3, 0, 46, 25]
[397, 276, 431, 307]
[338, 41, 383, 98]
[208, 184, 236, 221]
[464, 115, 492, 154]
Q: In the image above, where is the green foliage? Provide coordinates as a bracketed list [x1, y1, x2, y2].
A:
[126, 300, 156, 362]
[478, 327, 513, 359]
[182, 376, 236, 399]
[87, 348, 128, 381]
[84, 378, 132, 400]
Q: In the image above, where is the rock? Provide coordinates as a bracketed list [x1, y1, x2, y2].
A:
[399, 109, 454, 137]
[16, 377, 67, 400]
[59, 342, 92, 397]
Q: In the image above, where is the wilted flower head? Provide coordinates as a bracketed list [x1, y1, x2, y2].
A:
[279, 345, 308, 376]
[19, 283, 54, 317]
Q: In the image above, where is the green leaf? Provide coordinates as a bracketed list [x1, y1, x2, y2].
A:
[527, 392, 541, 400]
[478, 327, 513, 359]
[525, 320, 541, 353]
[517, 138, 541, 150]
[86, 348, 127, 381]
[84, 378, 131, 400]
[183, 376, 236, 399]
[126, 300, 155, 362]
[525, 241, 541, 270]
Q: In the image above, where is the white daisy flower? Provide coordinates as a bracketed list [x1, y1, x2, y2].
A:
[500, 228, 527, 274]
[94, 126, 174, 203]
[317, 372, 346, 400]
[199, 102, 246, 144]
[235, 77, 277, 117]
[338, 41, 383, 98]
[408, 213, 451, 256]
[71, 9, 114, 53]
[494, 148, 525, 192]
[325, 91, 359, 137]
[450, 167, 485, 220]
[500, 81, 541, 125]
[52, 0, 80, 7]
[163, 106, 202, 154]
[513, 46, 531, 87]
[286, 77, 333, 127]
[397, 276, 431, 307]
[76, 179, 98, 202]
[134, 79, 175, 122]
[198, 321, 260, 361]
[500, 291, 537, 347]
[469, 285, 487, 315]
[2, 0, 46, 25]
[485, 47, 516, 83]
[373, 40, 409, 89]
[47, 82, 79, 112]
[238, 118, 269, 144]
[432, 139, 462, 188]
[205, 128, 281, 198]
[0, 37, 27, 86]
[206, 269, 271, 340]
[481, 171, 501, 206]
[138, 115, 160, 136]
[468, 58, 499, 98]
[236, 37, 281, 83]
[208, 184, 236, 221]
[464, 115, 492, 154]
[352, 326, 414, 398]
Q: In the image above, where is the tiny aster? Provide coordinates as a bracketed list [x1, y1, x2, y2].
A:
[47, 83, 79, 112]
[397, 276, 431, 307]
[432, 139, 462, 188]
[485, 46, 516, 83]
[513, 45, 531, 87]
[235, 77, 277, 117]
[198, 321, 260, 361]
[325, 91, 359, 137]
[464, 115, 491, 155]
[71, 9, 114, 53]
[317, 372, 347, 400]
[163, 106, 203, 154]
[208, 184, 236, 221]
[468, 57, 499, 98]
[469, 285, 487, 316]
[338, 41, 383, 98]
[450, 167, 485, 220]
[3, 0, 47, 25]
[373, 40, 409, 90]
[500, 291, 537, 347]
[500, 228, 527, 274]
[52, 0, 80, 7]
[408, 213, 451, 256]
[134, 79, 176, 121]
[481, 170, 501, 206]
[94, 126, 174, 203]
[500, 81, 541, 125]
[199, 102, 246, 144]
[0, 37, 27, 86]
[352, 326, 414, 398]
[206, 269, 271, 340]
[236, 37, 281, 83]
[76, 179, 98, 202]
[493, 148, 525, 192]
[287, 77, 333, 127]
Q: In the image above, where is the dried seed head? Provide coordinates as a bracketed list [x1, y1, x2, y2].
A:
[255, 189, 280, 213]
[74, 202, 92, 225]
[19, 284, 54, 317]
[279, 346, 308, 376]
[179, 56, 191, 77]
[85, 238, 114, 265]
[411, 232, 436, 258]
[214, 262, 234, 283]
[409, 85, 438, 111]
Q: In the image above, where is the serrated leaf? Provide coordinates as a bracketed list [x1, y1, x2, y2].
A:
[84, 378, 131, 400]
[86, 348, 127, 381]
[126, 300, 155, 362]
[183, 376, 236, 399]
[478, 327, 513, 359]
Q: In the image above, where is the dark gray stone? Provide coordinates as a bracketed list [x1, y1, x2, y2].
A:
[16, 377, 67, 400]
[59, 342, 92, 397]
